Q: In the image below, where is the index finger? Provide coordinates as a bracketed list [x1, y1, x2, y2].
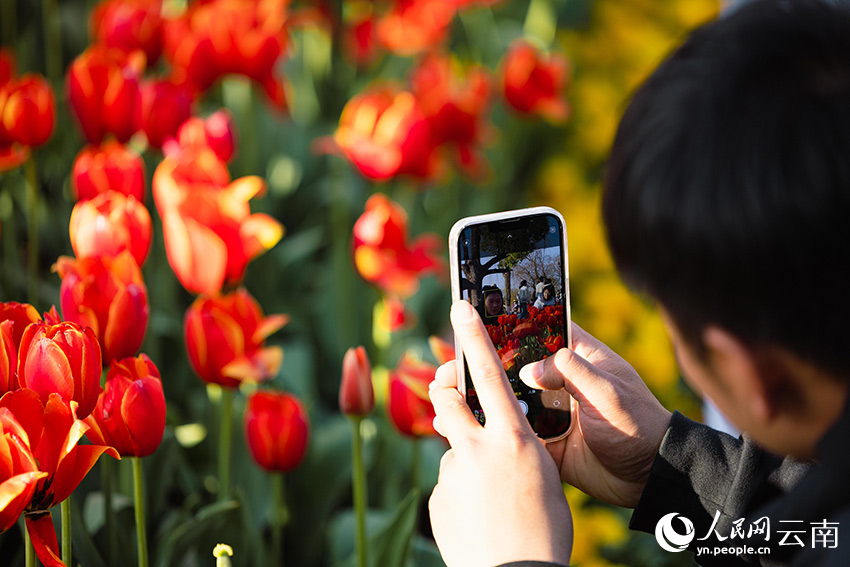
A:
[450, 300, 528, 427]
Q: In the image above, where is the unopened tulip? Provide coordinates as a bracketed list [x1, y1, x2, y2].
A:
[184, 288, 288, 389]
[70, 190, 152, 266]
[387, 353, 438, 438]
[0, 74, 56, 147]
[339, 346, 374, 417]
[172, 109, 236, 163]
[71, 140, 146, 202]
[375, 0, 455, 56]
[136, 77, 194, 149]
[17, 319, 103, 419]
[85, 354, 166, 457]
[67, 45, 144, 144]
[90, 0, 164, 65]
[55, 251, 149, 365]
[244, 389, 309, 473]
[501, 40, 570, 123]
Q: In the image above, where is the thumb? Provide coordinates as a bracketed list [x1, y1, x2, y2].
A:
[519, 347, 614, 404]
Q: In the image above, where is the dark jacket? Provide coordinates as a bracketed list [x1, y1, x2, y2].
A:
[497, 402, 850, 567]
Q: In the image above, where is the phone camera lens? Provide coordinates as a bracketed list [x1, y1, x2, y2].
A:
[462, 239, 469, 246]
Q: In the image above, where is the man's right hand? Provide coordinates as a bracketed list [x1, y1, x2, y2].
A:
[519, 322, 673, 508]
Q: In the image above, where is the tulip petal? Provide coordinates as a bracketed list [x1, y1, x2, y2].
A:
[25, 512, 66, 567]
[240, 213, 284, 262]
[122, 377, 166, 457]
[23, 340, 74, 407]
[0, 472, 47, 532]
[50, 444, 120, 506]
[162, 212, 227, 295]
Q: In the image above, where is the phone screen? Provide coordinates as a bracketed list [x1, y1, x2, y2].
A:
[455, 211, 572, 439]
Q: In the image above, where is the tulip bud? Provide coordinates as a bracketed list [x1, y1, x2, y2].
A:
[0, 74, 56, 147]
[501, 40, 570, 123]
[339, 346, 374, 417]
[84, 354, 166, 458]
[244, 390, 309, 473]
[17, 320, 103, 419]
[70, 190, 152, 266]
[71, 140, 146, 202]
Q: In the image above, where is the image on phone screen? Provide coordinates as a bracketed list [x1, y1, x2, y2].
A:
[455, 211, 572, 439]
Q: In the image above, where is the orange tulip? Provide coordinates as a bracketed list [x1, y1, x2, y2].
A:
[339, 346, 374, 417]
[162, 0, 290, 110]
[333, 86, 438, 181]
[375, 0, 455, 56]
[0, 405, 47, 533]
[387, 352, 438, 438]
[135, 77, 194, 149]
[501, 40, 571, 123]
[16, 318, 103, 419]
[66, 45, 144, 144]
[90, 0, 164, 65]
[244, 389, 309, 473]
[71, 140, 146, 202]
[184, 288, 288, 389]
[84, 354, 166, 457]
[410, 53, 492, 179]
[54, 251, 149, 366]
[352, 193, 445, 297]
[69, 190, 152, 266]
[153, 146, 283, 295]
[0, 389, 119, 566]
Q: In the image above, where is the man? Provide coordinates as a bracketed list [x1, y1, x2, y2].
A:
[428, 1, 850, 566]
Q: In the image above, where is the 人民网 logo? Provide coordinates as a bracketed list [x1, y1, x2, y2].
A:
[655, 512, 696, 553]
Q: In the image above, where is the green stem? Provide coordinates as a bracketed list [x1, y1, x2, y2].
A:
[270, 473, 286, 566]
[132, 457, 149, 567]
[42, 0, 62, 85]
[350, 416, 367, 567]
[24, 159, 39, 306]
[61, 499, 71, 566]
[25, 520, 35, 567]
[218, 387, 233, 502]
[103, 458, 117, 566]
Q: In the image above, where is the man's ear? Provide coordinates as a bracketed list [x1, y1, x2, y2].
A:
[702, 326, 777, 424]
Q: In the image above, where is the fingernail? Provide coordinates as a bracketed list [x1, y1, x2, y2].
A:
[428, 379, 439, 391]
[451, 300, 475, 323]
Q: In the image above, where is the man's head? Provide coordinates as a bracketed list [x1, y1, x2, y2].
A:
[603, 0, 850, 455]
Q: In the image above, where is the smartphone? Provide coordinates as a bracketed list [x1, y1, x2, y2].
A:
[449, 206, 574, 442]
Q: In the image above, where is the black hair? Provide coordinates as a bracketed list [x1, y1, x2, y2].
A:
[603, 0, 850, 377]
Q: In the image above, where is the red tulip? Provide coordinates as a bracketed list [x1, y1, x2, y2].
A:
[333, 86, 437, 181]
[0, 48, 13, 87]
[153, 146, 283, 295]
[90, 0, 164, 65]
[375, 0, 455, 56]
[55, 251, 149, 365]
[339, 346, 373, 417]
[161, 0, 289, 110]
[71, 140, 146, 202]
[135, 77, 194, 149]
[342, 14, 380, 68]
[0, 301, 42, 348]
[84, 354, 166, 457]
[387, 353, 438, 438]
[0, 389, 119, 566]
[17, 317, 103, 419]
[410, 53, 492, 179]
[0, 74, 56, 147]
[352, 193, 445, 297]
[502, 40, 570, 123]
[184, 288, 288, 389]
[0, 405, 47, 533]
[169, 109, 237, 163]
[69, 191, 152, 266]
[244, 389, 309, 473]
[66, 45, 144, 144]
[376, 296, 414, 333]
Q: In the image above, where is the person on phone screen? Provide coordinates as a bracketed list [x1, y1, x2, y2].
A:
[534, 285, 556, 309]
[428, 2, 850, 567]
[479, 285, 505, 324]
